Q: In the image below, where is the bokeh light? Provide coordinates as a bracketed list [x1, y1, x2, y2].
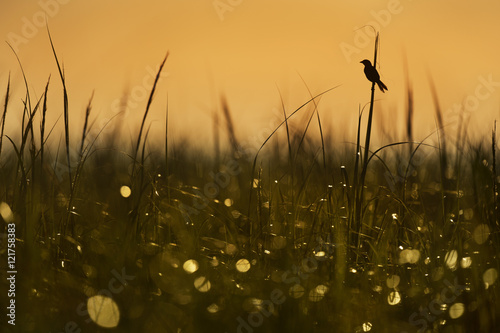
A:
[0, 202, 14, 223]
[207, 303, 219, 313]
[387, 291, 401, 305]
[309, 285, 329, 302]
[289, 284, 305, 299]
[399, 249, 420, 264]
[194, 276, 211, 292]
[271, 236, 287, 250]
[183, 259, 199, 274]
[473, 224, 490, 244]
[210, 257, 219, 267]
[87, 295, 120, 328]
[460, 257, 472, 269]
[120, 185, 131, 198]
[236, 258, 251, 273]
[445, 250, 458, 270]
[449, 303, 465, 319]
[483, 268, 498, 288]
[386, 275, 400, 289]
[225, 244, 237, 255]
[362, 322, 372, 332]
[315, 250, 326, 258]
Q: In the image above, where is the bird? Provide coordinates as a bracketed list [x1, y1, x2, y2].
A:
[360, 59, 388, 93]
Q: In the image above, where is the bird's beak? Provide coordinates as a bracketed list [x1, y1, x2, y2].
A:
[359, 61, 363, 63]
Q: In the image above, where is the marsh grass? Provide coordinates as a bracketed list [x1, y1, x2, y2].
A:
[0, 45, 499, 333]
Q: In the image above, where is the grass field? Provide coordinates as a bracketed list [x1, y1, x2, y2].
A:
[1, 45, 499, 333]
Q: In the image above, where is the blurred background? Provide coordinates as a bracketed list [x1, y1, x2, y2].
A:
[0, 0, 499, 149]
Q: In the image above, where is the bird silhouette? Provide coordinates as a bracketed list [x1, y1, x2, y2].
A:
[360, 59, 388, 93]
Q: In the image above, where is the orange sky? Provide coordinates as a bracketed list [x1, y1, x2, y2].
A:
[1, 0, 500, 149]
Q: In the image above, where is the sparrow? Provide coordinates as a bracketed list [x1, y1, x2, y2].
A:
[360, 59, 388, 93]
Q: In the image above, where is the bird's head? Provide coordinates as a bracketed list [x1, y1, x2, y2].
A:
[360, 59, 371, 66]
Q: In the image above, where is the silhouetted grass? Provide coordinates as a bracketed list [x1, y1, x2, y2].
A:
[0, 46, 499, 333]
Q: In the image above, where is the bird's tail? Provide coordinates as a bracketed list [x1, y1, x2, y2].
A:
[377, 80, 388, 93]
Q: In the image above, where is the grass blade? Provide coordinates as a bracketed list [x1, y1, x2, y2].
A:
[0, 73, 10, 158]
[133, 53, 169, 174]
[47, 28, 71, 191]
